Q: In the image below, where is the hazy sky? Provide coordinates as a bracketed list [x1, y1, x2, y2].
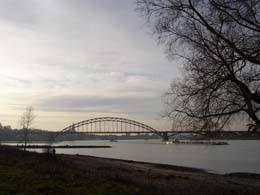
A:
[0, 0, 179, 131]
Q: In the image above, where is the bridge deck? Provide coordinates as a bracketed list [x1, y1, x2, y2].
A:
[55, 130, 250, 134]
[55, 131, 172, 134]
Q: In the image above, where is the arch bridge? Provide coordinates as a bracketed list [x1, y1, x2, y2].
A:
[61, 117, 171, 141]
[60, 117, 251, 141]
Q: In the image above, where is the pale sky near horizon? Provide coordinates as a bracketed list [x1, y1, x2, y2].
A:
[0, 0, 180, 131]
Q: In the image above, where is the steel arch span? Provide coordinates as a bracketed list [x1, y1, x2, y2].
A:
[61, 117, 159, 134]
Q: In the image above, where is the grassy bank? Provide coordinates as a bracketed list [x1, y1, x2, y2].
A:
[0, 145, 260, 195]
[0, 146, 151, 195]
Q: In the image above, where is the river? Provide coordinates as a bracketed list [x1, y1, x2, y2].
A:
[5, 139, 260, 174]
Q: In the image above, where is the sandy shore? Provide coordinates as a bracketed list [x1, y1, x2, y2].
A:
[59, 153, 260, 194]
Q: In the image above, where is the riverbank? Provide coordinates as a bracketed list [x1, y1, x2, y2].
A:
[0, 145, 259, 195]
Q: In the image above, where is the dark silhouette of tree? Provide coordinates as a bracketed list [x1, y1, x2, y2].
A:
[137, 0, 260, 131]
[20, 106, 35, 150]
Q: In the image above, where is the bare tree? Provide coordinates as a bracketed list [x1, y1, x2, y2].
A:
[20, 106, 35, 150]
[137, 0, 260, 131]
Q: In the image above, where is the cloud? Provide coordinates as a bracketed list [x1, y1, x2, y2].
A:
[36, 94, 161, 115]
[0, 0, 178, 130]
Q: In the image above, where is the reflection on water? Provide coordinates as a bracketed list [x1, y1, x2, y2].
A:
[6, 139, 260, 174]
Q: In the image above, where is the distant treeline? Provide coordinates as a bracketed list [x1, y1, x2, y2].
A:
[0, 125, 160, 142]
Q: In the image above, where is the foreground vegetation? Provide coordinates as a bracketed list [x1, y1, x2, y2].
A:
[0, 146, 151, 195]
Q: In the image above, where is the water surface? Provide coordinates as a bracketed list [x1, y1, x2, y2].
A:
[26, 139, 260, 174]
[5, 140, 260, 174]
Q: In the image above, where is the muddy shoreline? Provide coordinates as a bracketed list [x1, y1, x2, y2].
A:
[1, 145, 260, 194]
[58, 153, 260, 194]
[63, 153, 260, 177]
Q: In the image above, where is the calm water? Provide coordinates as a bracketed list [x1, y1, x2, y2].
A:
[7, 139, 260, 174]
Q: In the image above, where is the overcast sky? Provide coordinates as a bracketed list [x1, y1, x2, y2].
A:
[0, 0, 180, 131]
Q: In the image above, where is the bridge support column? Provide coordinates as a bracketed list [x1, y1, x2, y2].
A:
[161, 132, 169, 142]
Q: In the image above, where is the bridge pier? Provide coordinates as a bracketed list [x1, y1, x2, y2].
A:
[161, 132, 169, 142]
